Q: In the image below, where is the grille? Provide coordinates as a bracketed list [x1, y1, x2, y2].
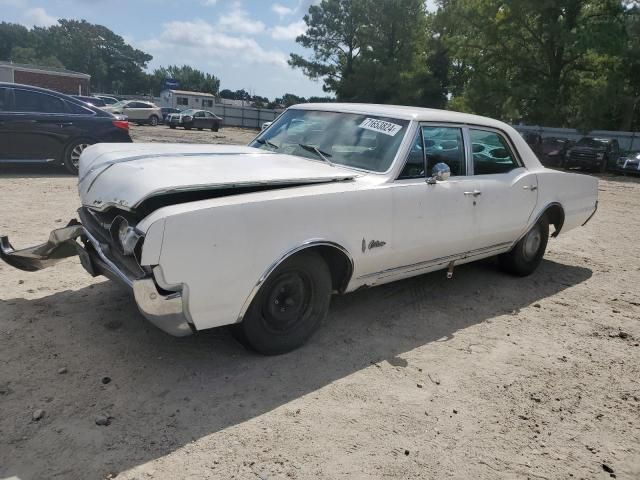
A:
[570, 151, 596, 161]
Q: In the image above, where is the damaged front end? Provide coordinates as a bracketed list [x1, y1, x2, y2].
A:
[0, 215, 193, 337]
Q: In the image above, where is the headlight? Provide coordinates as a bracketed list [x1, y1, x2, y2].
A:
[110, 216, 142, 255]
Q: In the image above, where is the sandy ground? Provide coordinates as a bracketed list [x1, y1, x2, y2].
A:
[0, 125, 639, 480]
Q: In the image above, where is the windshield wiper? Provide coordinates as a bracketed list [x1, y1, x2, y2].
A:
[298, 144, 334, 166]
[255, 138, 279, 149]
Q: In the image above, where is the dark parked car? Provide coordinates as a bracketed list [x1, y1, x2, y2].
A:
[540, 137, 574, 167]
[167, 109, 222, 131]
[72, 95, 106, 108]
[521, 132, 544, 160]
[0, 83, 132, 174]
[160, 107, 180, 123]
[565, 137, 621, 172]
[615, 151, 640, 175]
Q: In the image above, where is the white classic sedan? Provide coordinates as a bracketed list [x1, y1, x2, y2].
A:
[1, 104, 598, 354]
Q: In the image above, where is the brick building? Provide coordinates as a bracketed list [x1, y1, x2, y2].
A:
[0, 61, 91, 95]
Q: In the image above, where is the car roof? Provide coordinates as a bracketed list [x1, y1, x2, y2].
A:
[291, 102, 513, 130]
[0, 82, 108, 115]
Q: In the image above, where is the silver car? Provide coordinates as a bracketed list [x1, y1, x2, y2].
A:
[104, 100, 162, 126]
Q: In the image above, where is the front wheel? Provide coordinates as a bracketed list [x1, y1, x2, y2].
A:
[63, 139, 93, 175]
[499, 215, 549, 276]
[184, 123, 192, 130]
[234, 251, 332, 355]
[169, 125, 176, 129]
[149, 115, 159, 126]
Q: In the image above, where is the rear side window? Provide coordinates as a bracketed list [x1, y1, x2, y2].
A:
[470, 129, 519, 175]
[67, 101, 93, 115]
[14, 89, 67, 114]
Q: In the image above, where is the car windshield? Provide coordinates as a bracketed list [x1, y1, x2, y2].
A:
[110, 100, 127, 108]
[577, 137, 608, 148]
[249, 109, 410, 172]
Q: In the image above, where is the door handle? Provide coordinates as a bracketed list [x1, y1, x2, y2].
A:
[464, 190, 482, 197]
[523, 185, 538, 191]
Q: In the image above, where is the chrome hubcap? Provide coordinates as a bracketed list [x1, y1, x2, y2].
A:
[523, 226, 542, 260]
[70, 143, 89, 168]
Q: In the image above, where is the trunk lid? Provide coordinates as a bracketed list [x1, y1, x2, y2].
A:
[78, 143, 357, 211]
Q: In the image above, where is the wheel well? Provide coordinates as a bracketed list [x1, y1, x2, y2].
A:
[544, 203, 565, 237]
[311, 245, 354, 293]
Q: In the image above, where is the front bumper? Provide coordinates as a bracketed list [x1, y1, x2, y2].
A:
[0, 222, 193, 337]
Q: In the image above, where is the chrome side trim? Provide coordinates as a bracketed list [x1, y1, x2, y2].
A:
[513, 202, 563, 245]
[236, 240, 354, 323]
[582, 201, 598, 226]
[357, 241, 513, 281]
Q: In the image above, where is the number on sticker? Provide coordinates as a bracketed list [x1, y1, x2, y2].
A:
[359, 118, 403, 137]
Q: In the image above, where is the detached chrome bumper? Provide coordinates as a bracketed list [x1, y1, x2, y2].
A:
[0, 222, 193, 337]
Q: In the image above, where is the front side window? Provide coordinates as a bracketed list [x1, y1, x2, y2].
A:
[399, 126, 466, 179]
[470, 129, 519, 175]
[249, 109, 410, 172]
[14, 89, 67, 114]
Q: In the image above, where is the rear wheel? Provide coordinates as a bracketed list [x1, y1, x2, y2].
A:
[234, 251, 332, 355]
[499, 215, 549, 276]
[63, 138, 92, 175]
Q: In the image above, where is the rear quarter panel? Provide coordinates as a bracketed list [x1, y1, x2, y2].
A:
[535, 169, 598, 233]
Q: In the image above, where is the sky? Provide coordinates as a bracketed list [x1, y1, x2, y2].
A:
[0, 0, 436, 100]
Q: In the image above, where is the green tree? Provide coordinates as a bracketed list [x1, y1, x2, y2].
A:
[0, 22, 31, 61]
[290, 0, 446, 106]
[438, 0, 630, 129]
[150, 65, 220, 96]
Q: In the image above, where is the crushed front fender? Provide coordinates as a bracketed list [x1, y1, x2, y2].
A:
[0, 220, 84, 272]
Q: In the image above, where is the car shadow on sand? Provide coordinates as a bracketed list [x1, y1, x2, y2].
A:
[0, 258, 592, 479]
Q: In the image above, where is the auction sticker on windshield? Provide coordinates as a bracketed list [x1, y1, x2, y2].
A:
[359, 118, 403, 137]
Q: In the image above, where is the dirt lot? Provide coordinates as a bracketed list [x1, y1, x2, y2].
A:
[1, 124, 639, 480]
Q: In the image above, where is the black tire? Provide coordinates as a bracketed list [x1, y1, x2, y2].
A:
[184, 123, 192, 130]
[234, 251, 332, 355]
[212, 123, 219, 132]
[169, 125, 176, 129]
[63, 138, 93, 175]
[197, 127, 203, 131]
[149, 115, 159, 126]
[499, 214, 549, 277]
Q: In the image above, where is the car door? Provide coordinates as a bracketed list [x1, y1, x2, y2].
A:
[193, 110, 205, 128]
[469, 127, 538, 249]
[383, 125, 481, 280]
[122, 102, 145, 121]
[4, 87, 73, 162]
[0, 86, 11, 160]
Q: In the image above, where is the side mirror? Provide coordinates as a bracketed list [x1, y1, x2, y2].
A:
[427, 162, 451, 184]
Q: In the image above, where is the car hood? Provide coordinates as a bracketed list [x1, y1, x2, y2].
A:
[77, 143, 357, 211]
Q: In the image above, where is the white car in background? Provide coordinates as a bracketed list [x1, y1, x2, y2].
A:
[103, 100, 162, 126]
[1, 104, 598, 355]
[261, 121, 272, 130]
